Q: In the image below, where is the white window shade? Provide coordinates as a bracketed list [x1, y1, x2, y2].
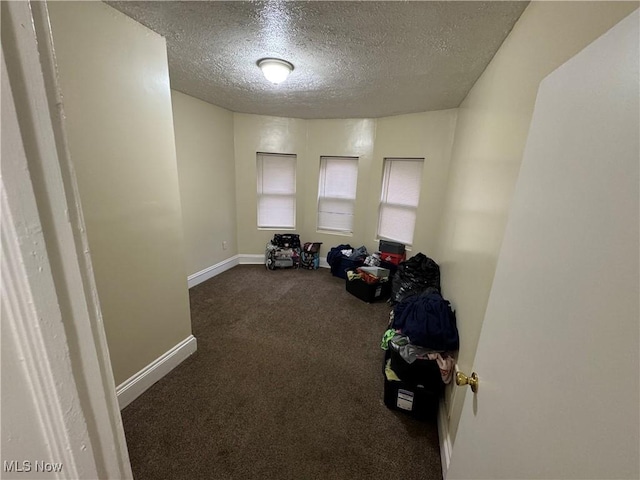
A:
[378, 158, 424, 245]
[317, 156, 358, 233]
[257, 153, 296, 228]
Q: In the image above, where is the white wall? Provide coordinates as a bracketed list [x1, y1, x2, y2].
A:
[433, 0, 639, 444]
[48, 2, 192, 386]
[172, 90, 238, 276]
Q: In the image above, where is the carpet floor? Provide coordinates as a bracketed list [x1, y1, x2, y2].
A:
[121, 265, 443, 480]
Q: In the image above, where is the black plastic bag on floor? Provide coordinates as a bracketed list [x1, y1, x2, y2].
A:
[391, 253, 441, 304]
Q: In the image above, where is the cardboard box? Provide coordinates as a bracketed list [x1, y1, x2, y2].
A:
[358, 266, 391, 280]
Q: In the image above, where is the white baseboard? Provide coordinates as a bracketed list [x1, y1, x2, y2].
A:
[188, 255, 239, 288]
[239, 253, 330, 269]
[438, 397, 452, 479]
[239, 253, 265, 264]
[188, 253, 325, 285]
[116, 335, 197, 410]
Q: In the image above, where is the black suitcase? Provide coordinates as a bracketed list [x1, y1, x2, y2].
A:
[379, 240, 406, 255]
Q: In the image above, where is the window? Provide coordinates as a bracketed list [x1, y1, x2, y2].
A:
[256, 153, 296, 228]
[317, 156, 359, 234]
[377, 158, 424, 245]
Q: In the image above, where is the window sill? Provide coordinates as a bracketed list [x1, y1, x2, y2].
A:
[258, 227, 296, 231]
[316, 229, 353, 237]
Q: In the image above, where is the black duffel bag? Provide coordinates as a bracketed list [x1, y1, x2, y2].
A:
[272, 233, 301, 249]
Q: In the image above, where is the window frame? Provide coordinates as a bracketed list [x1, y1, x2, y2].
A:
[377, 157, 425, 246]
[316, 155, 359, 235]
[256, 152, 297, 230]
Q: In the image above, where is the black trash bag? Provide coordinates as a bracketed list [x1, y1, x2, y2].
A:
[391, 253, 441, 304]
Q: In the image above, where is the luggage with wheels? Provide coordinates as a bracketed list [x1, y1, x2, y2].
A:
[265, 240, 300, 270]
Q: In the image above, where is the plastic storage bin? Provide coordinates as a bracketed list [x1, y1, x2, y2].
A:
[382, 351, 442, 421]
[383, 367, 440, 421]
[345, 273, 391, 303]
[331, 257, 364, 279]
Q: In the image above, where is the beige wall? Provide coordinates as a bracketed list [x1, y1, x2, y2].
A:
[304, 118, 376, 251]
[433, 0, 639, 444]
[172, 91, 237, 276]
[232, 112, 458, 257]
[49, 2, 192, 386]
[233, 113, 307, 254]
[373, 111, 458, 254]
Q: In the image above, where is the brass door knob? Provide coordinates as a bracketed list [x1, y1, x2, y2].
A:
[456, 371, 479, 393]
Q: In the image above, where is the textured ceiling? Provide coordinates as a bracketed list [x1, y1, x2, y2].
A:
[106, 1, 528, 119]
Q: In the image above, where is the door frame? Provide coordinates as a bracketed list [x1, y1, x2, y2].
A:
[1, 1, 132, 477]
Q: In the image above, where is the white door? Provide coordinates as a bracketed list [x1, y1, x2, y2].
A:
[447, 10, 639, 480]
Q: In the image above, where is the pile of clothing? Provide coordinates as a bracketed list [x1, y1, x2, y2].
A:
[326, 244, 369, 279]
[380, 253, 459, 419]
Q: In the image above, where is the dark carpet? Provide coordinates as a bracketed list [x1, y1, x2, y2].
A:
[121, 265, 442, 480]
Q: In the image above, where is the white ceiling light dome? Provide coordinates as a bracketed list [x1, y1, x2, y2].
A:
[257, 58, 294, 85]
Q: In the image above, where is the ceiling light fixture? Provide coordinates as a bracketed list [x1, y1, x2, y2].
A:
[257, 58, 294, 85]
